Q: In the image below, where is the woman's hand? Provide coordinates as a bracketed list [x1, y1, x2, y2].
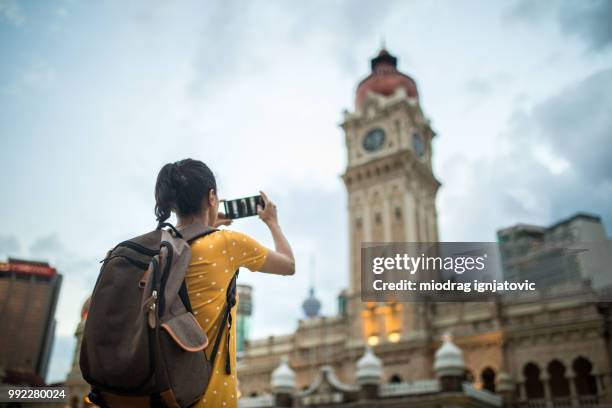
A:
[257, 191, 278, 226]
[213, 211, 233, 228]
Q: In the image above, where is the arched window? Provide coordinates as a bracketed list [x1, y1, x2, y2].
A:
[249, 392, 259, 397]
[547, 360, 570, 397]
[394, 207, 402, 220]
[524, 362, 545, 399]
[389, 374, 402, 384]
[481, 367, 496, 393]
[573, 357, 598, 396]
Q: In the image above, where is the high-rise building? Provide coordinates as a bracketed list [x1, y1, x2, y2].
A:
[237, 284, 253, 356]
[497, 213, 612, 289]
[0, 258, 62, 383]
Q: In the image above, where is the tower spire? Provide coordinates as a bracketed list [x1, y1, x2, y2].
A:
[302, 253, 321, 319]
[309, 254, 316, 289]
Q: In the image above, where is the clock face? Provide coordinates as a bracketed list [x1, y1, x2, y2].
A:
[362, 128, 386, 152]
[413, 132, 425, 159]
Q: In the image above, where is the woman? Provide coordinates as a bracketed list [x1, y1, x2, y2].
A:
[154, 159, 295, 408]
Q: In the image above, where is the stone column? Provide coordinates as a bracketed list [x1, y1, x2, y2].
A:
[567, 373, 579, 408]
[541, 374, 552, 408]
[517, 381, 526, 402]
[497, 372, 516, 407]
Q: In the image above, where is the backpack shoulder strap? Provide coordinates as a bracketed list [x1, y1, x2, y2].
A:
[177, 222, 218, 243]
[209, 270, 239, 374]
[175, 223, 218, 313]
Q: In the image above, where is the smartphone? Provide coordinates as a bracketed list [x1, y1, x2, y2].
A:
[223, 195, 265, 219]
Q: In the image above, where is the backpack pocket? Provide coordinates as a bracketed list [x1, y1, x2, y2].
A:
[161, 312, 209, 352]
[159, 312, 211, 407]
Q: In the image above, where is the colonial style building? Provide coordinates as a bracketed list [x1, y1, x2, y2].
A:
[236, 49, 612, 408]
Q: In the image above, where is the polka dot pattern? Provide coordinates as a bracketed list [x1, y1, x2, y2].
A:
[184, 229, 268, 408]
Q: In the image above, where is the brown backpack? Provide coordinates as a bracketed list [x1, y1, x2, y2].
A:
[80, 222, 238, 408]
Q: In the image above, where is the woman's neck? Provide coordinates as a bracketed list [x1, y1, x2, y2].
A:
[176, 211, 210, 229]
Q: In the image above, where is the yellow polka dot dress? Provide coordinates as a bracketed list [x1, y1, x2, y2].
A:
[185, 230, 267, 408]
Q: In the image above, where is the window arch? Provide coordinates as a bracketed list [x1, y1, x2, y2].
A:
[389, 374, 403, 384]
[481, 367, 496, 393]
[573, 357, 598, 396]
[547, 360, 570, 397]
[524, 362, 545, 399]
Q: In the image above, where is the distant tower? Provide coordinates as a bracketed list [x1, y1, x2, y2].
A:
[302, 256, 322, 319]
[302, 288, 322, 319]
[236, 284, 253, 356]
[341, 48, 440, 346]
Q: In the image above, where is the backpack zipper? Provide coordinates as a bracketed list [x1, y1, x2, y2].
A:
[115, 241, 159, 257]
[102, 254, 149, 270]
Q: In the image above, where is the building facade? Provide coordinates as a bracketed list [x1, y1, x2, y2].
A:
[0, 258, 62, 382]
[236, 49, 612, 407]
[498, 214, 612, 289]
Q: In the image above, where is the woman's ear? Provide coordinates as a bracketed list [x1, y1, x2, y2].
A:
[208, 189, 218, 209]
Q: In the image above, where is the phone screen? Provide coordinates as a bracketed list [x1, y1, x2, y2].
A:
[223, 195, 264, 219]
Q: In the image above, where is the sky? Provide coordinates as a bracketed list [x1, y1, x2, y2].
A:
[1, 0, 611, 383]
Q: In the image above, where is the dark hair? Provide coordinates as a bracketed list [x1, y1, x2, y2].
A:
[154, 159, 217, 222]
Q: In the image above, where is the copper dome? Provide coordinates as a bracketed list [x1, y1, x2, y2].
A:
[355, 49, 418, 108]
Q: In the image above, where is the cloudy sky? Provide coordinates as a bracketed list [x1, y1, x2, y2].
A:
[1, 0, 611, 383]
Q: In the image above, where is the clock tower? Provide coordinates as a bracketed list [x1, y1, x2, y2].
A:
[341, 49, 440, 347]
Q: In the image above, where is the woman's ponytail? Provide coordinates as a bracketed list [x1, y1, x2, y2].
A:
[154, 159, 217, 222]
[154, 163, 178, 222]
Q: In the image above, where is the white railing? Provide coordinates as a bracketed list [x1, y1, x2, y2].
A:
[519, 396, 603, 408]
[379, 380, 440, 397]
[462, 382, 502, 407]
[238, 394, 274, 408]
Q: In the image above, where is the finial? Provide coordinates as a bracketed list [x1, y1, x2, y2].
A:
[442, 331, 453, 343]
[310, 254, 316, 289]
[380, 36, 386, 50]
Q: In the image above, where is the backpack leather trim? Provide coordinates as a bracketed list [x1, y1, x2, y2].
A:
[161, 312, 209, 352]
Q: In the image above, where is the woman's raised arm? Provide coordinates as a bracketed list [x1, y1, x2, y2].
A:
[257, 191, 295, 276]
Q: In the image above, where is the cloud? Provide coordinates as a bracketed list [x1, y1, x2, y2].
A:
[30, 234, 64, 257]
[0, 0, 24, 26]
[505, 0, 612, 51]
[439, 66, 612, 241]
[0, 234, 20, 257]
[465, 78, 492, 96]
[558, 1, 612, 51]
[1, 61, 57, 96]
[523, 68, 612, 182]
[186, 0, 398, 98]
